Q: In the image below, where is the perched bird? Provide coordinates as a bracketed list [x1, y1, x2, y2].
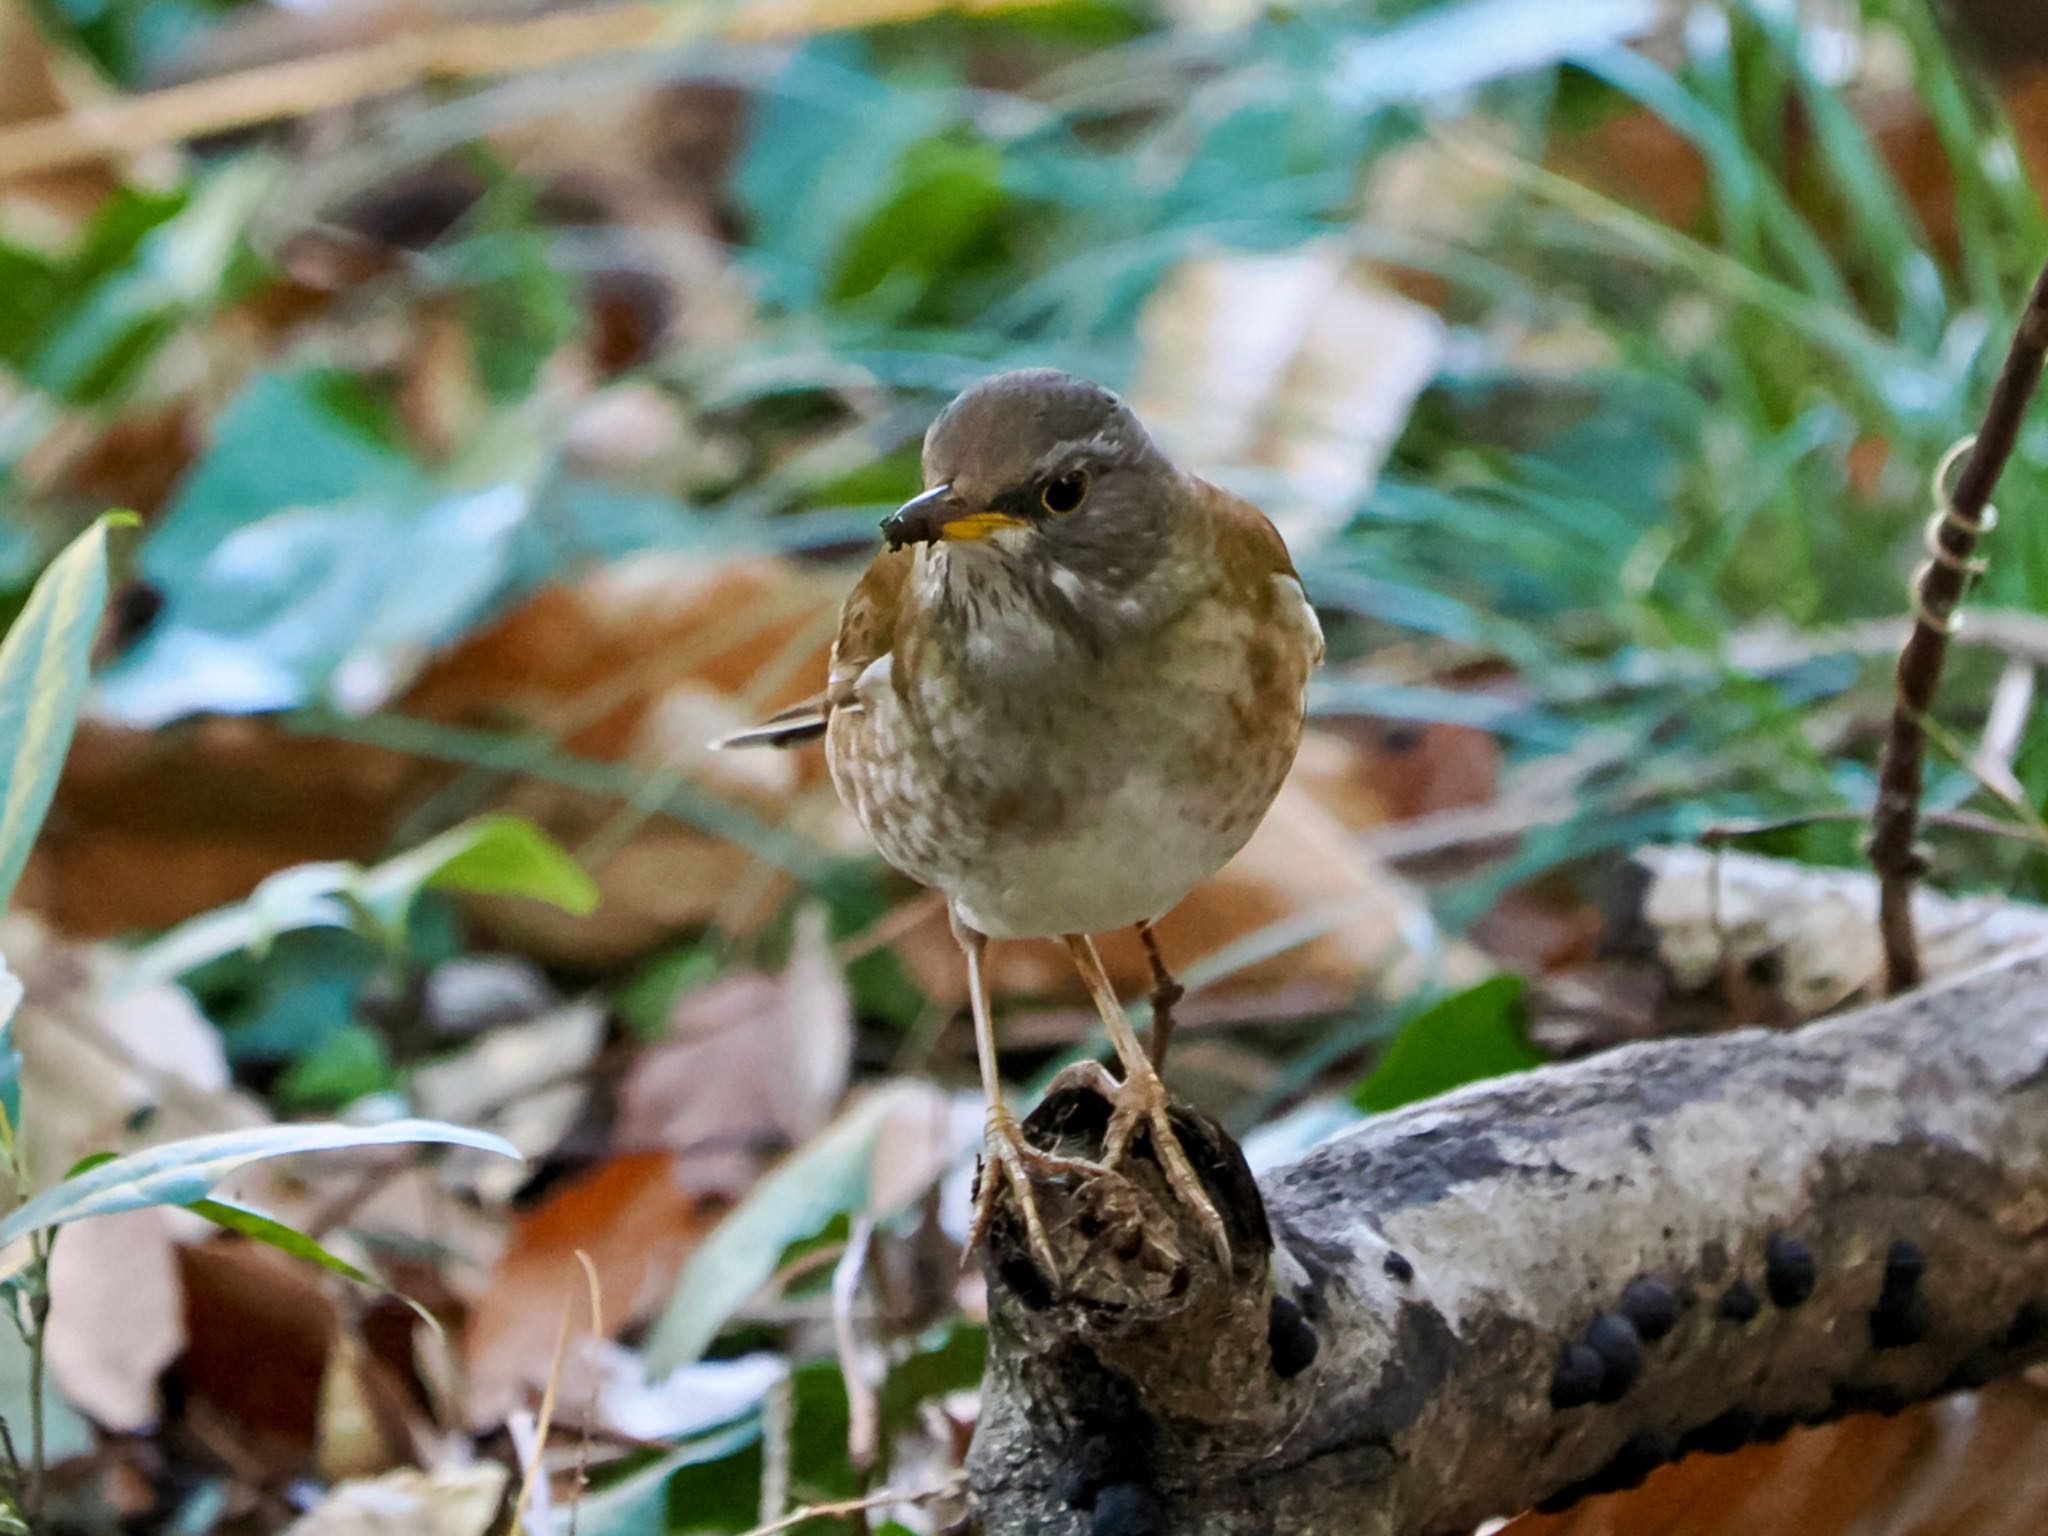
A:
[719, 369, 1322, 1277]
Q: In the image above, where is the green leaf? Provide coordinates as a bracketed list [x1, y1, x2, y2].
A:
[0, 958, 20, 1132]
[0, 513, 127, 912]
[126, 816, 595, 988]
[642, 1082, 930, 1372]
[362, 814, 600, 924]
[0, 1119, 521, 1244]
[276, 1024, 392, 1110]
[1351, 976, 1540, 1114]
[184, 1197, 438, 1331]
[572, 1419, 762, 1536]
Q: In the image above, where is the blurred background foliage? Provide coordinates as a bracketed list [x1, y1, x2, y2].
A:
[5, 0, 2048, 1530]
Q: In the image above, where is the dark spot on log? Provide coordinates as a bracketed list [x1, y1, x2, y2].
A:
[1620, 1276, 1681, 1342]
[1383, 1251, 1414, 1283]
[1765, 1233, 1816, 1308]
[1063, 1438, 1120, 1510]
[1540, 1428, 1677, 1512]
[1944, 1350, 1999, 1392]
[1719, 1279, 1761, 1323]
[997, 1250, 1055, 1311]
[1268, 1294, 1318, 1378]
[1999, 1300, 2047, 1351]
[1746, 950, 1783, 988]
[1091, 1483, 1166, 1536]
[1586, 1312, 1643, 1402]
[1594, 1428, 1677, 1493]
[1271, 1219, 1346, 1322]
[1680, 1407, 1760, 1456]
[1699, 1239, 1729, 1283]
[1831, 1381, 1909, 1418]
[1357, 1300, 1460, 1434]
[1870, 1240, 1930, 1350]
[1551, 1342, 1605, 1409]
[1056, 1357, 1156, 1514]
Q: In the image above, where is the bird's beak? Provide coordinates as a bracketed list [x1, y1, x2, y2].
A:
[881, 485, 1027, 550]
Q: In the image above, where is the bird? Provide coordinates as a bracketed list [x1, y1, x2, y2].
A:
[718, 368, 1323, 1279]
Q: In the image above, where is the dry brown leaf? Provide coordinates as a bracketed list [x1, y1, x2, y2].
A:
[615, 904, 851, 1192]
[0, 4, 121, 231]
[316, 1327, 427, 1483]
[22, 719, 408, 937]
[284, 1462, 509, 1536]
[403, 553, 846, 962]
[462, 1151, 712, 1430]
[26, 551, 843, 956]
[174, 1237, 345, 1479]
[45, 1206, 185, 1432]
[1502, 1380, 2048, 1536]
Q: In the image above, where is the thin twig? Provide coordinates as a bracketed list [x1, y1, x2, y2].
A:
[759, 1373, 795, 1531]
[1704, 808, 2048, 852]
[24, 1239, 49, 1525]
[567, 1252, 603, 1536]
[1869, 258, 2048, 994]
[733, 1473, 969, 1536]
[0, 0, 1061, 187]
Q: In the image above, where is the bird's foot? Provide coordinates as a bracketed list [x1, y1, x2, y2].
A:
[1047, 1060, 1232, 1271]
[966, 1105, 1098, 1283]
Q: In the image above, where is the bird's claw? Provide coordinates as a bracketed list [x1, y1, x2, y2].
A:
[965, 1106, 1096, 1284]
[1049, 1061, 1233, 1271]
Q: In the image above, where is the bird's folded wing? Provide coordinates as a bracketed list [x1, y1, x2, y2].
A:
[826, 547, 912, 709]
[711, 548, 912, 750]
[1201, 477, 1326, 665]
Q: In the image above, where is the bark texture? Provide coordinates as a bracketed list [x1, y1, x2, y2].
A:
[969, 941, 2048, 1536]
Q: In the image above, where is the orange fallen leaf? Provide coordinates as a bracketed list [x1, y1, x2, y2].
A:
[462, 1151, 713, 1429]
[1503, 1380, 2048, 1536]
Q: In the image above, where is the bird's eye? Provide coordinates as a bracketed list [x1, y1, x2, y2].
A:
[1041, 470, 1089, 515]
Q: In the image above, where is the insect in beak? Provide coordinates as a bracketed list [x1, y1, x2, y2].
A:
[881, 486, 1027, 549]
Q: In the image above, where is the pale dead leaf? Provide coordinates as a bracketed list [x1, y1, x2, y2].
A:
[316, 1327, 425, 1483]
[0, 916, 264, 1211]
[412, 1001, 605, 1201]
[1133, 243, 1445, 552]
[45, 1206, 185, 1431]
[285, 1462, 509, 1536]
[616, 904, 851, 1193]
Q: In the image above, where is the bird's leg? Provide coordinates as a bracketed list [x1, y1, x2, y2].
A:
[956, 913, 1090, 1281]
[1062, 933, 1232, 1268]
[1135, 920, 1185, 1070]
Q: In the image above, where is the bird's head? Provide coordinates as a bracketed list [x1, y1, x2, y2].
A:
[881, 370, 1182, 597]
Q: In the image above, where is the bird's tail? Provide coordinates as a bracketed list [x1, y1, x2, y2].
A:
[712, 698, 828, 750]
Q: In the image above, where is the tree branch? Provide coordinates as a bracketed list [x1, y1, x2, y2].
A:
[1869, 258, 2048, 995]
[969, 941, 2048, 1536]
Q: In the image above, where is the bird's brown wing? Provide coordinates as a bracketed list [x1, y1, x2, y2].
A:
[826, 547, 912, 709]
[712, 547, 912, 750]
[1199, 475, 1326, 664]
[1198, 474, 1301, 580]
